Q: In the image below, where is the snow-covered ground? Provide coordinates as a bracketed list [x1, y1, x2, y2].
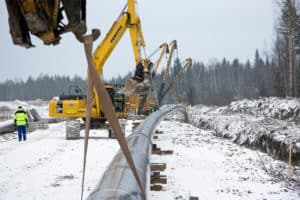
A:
[0, 122, 121, 199]
[0, 99, 49, 121]
[150, 120, 299, 200]
[1, 98, 300, 199]
[225, 97, 300, 122]
[189, 98, 300, 164]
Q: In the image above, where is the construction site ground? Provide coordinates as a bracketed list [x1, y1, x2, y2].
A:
[0, 99, 299, 199]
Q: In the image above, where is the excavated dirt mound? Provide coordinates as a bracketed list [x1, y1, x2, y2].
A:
[189, 97, 300, 165]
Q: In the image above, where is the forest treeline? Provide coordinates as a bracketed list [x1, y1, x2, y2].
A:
[0, 75, 86, 101]
[0, 0, 299, 105]
[0, 49, 284, 105]
[155, 51, 281, 106]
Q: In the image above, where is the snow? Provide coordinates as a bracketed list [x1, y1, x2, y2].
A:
[224, 97, 300, 121]
[1, 98, 300, 199]
[0, 120, 14, 128]
[0, 99, 49, 119]
[189, 98, 300, 164]
[0, 122, 121, 199]
[150, 121, 299, 200]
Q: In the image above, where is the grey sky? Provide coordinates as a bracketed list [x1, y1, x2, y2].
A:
[0, 0, 276, 81]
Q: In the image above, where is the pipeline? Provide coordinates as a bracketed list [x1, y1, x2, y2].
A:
[0, 109, 54, 135]
[86, 104, 187, 200]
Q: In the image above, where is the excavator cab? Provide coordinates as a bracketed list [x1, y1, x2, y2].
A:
[49, 84, 127, 120]
[58, 85, 85, 100]
[5, 0, 88, 48]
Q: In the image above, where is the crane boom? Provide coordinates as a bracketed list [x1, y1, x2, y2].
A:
[93, 1, 145, 76]
[157, 40, 177, 104]
[159, 58, 192, 104]
[152, 43, 169, 78]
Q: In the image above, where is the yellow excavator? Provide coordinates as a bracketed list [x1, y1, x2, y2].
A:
[126, 41, 192, 114]
[48, 0, 154, 123]
[125, 42, 169, 115]
[6, 1, 189, 121]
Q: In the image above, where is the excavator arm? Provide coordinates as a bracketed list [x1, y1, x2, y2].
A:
[159, 58, 192, 104]
[157, 40, 177, 103]
[91, 0, 149, 116]
[152, 43, 169, 78]
[49, 0, 151, 120]
[93, 0, 145, 76]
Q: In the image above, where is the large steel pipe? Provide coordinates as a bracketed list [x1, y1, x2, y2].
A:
[0, 121, 15, 135]
[87, 105, 187, 200]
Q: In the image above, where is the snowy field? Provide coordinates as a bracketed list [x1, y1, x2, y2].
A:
[189, 98, 300, 164]
[0, 122, 121, 199]
[151, 120, 299, 200]
[0, 99, 300, 199]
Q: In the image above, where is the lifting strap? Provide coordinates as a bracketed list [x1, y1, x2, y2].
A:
[80, 78, 93, 200]
[80, 35, 146, 199]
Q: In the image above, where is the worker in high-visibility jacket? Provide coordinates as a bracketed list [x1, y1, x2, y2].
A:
[14, 106, 28, 141]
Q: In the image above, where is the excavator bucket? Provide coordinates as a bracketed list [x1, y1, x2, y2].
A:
[120, 60, 152, 96]
[120, 78, 150, 96]
[5, 0, 88, 47]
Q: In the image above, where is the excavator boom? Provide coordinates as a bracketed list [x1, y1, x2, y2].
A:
[49, 0, 153, 120]
[158, 58, 192, 104]
[157, 40, 177, 103]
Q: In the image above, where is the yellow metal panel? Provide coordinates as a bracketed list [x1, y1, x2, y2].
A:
[19, 0, 36, 13]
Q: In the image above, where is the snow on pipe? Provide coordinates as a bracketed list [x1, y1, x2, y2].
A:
[0, 109, 48, 135]
[86, 105, 187, 200]
[0, 121, 15, 134]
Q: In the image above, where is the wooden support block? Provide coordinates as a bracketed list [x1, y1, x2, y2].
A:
[152, 171, 160, 176]
[150, 175, 167, 184]
[151, 163, 166, 172]
[153, 135, 158, 139]
[190, 197, 199, 200]
[152, 144, 173, 155]
[152, 144, 161, 154]
[155, 130, 163, 134]
[132, 122, 140, 129]
[152, 149, 161, 155]
[160, 150, 173, 155]
[150, 184, 163, 191]
[152, 149, 173, 155]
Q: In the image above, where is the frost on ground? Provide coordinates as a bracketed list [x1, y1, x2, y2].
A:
[215, 97, 300, 122]
[0, 122, 122, 200]
[189, 97, 300, 164]
[150, 120, 300, 200]
[1, 98, 300, 199]
[0, 99, 49, 120]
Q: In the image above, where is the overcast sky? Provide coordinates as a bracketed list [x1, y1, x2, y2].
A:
[0, 0, 277, 81]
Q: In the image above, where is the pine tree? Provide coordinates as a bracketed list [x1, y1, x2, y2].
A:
[277, 0, 300, 96]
